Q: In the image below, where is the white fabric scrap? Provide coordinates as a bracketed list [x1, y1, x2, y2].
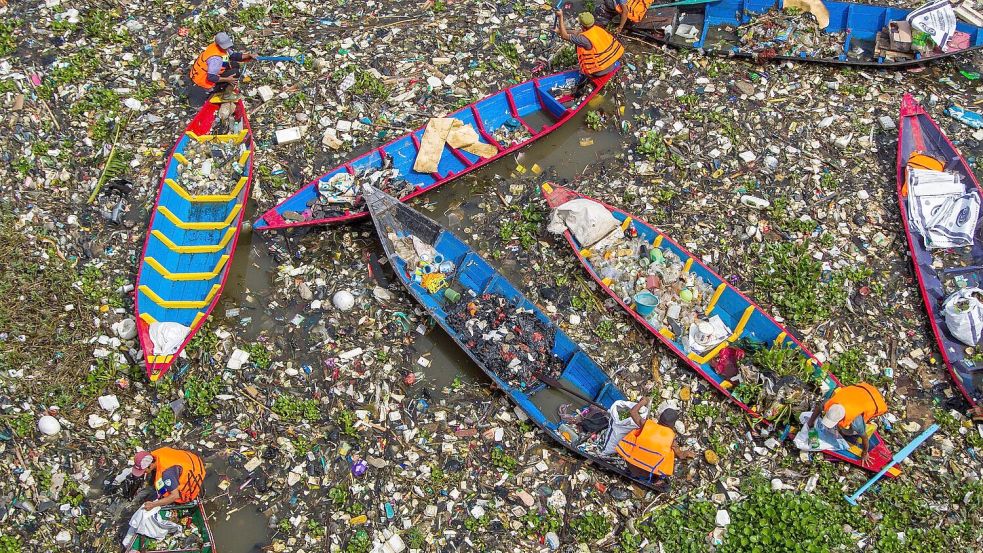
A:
[148, 321, 190, 356]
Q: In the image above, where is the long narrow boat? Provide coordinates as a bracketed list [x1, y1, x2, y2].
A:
[542, 183, 898, 475]
[630, 0, 982, 67]
[896, 93, 983, 408]
[254, 67, 618, 231]
[134, 98, 255, 381]
[363, 184, 676, 490]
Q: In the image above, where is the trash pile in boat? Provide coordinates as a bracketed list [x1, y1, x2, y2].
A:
[587, 235, 716, 348]
[179, 137, 250, 195]
[445, 293, 563, 390]
[492, 118, 534, 149]
[735, 9, 846, 59]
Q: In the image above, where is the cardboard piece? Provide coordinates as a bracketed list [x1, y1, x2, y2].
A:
[413, 118, 455, 173]
[414, 118, 496, 173]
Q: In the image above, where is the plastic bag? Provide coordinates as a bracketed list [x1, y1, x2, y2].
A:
[547, 199, 623, 249]
[943, 287, 983, 346]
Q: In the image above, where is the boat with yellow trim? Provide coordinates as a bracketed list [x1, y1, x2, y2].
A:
[134, 97, 254, 381]
[542, 183, 899, 476]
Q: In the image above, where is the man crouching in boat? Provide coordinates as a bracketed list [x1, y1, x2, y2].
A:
[555, 11, 624, 86]
[806, 382, 888, 465]
[612, 402, 696, 492]
[594, 0, 654, 35]
[134, 447, 206, 510]
[121, 447, 206, 550]
[186, 32, 256, 109]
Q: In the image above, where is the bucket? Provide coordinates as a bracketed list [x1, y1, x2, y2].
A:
[444, 288, 461, 303]
[634, 291, 660, 317]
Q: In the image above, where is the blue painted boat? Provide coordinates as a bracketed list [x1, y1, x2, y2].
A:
[134, 98, 254, 381]
[255, 68, 618, 231]
[542, 183, 899, 476]
[631, 0, 983, 66]
[362, 184, 674, 489]
[896, 93, 983, 407]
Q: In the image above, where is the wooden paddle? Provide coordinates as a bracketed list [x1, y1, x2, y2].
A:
[534, 373, 606, 410]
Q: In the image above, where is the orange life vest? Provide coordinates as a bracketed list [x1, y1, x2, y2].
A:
[616, 420, 675, 477]
[824, 383, 887, 431]
[616, 0, 654, 23]
[152, 447, 205, 504]
[189, 43, 229, 89]
[576, 26, 624, 76]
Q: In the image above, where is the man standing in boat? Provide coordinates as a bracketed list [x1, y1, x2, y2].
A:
[614, 405, 695, 491]
[806, 382, 888, 465]
[594, 0, 654, 35]
[132, 446, 206, 509]
[186, 32, 256, 109]
[555, 11, 624, 80]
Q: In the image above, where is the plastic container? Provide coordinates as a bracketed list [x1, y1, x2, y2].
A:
[634, 291, 660, 316]
[557, 423, 579, 444]
[444, 288, 461, 303]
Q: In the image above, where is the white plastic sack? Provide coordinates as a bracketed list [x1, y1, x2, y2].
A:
[601, 400, 642, 455]
[148, 321, 190, 356]
[547, 199, 623, 249]
[793, 412, 849, 452]
[943, 287, 983, 346]
[121, 506, 181, 548]
[907, 0, 957, 52]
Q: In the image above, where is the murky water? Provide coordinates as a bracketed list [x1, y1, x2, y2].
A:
[188, 90, 624, 547]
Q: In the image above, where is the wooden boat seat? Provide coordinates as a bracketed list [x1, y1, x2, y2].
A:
[686, 305, 755, 365]
[144, 255, 230, 281]
[151, 227, 236, 254]
[166, 175, 249, 203]
[156, 203, 242, 231]
[560, 351, 606, 401]
[139, 283, 221, 309]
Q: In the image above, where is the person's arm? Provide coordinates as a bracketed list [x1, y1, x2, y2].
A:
[555, 10, 571, 42]
[628, 397, 651, 427]
[205, 56, 236, 84]
[615, 7, 629, 34]
[860, 433, 871, 462]
[806, 402, 823, 428]
[671, 440, 696, 459]
[143, 490, 179, 510]
[231, 51, 256, 62]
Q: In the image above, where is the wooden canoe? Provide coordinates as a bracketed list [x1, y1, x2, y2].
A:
[542, 183, 899, 475]
[629, 0, 983, 67]
[896, 93, 983, 407]
[363, 183, 680, 490]
[254, 67, 618, 231]
[134, 98, 255, 381]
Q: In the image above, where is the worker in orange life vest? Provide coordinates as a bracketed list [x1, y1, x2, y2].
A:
[132, 447, 206, 510]
[807, 382, 888, 465]
[186, 32, 256, 108]
[594, 0, 655, 34]
[615, 407, 695, 491]
[555, 11, 624, 79]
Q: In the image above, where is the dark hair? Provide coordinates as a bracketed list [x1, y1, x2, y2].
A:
[658, 408, 680, 427]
